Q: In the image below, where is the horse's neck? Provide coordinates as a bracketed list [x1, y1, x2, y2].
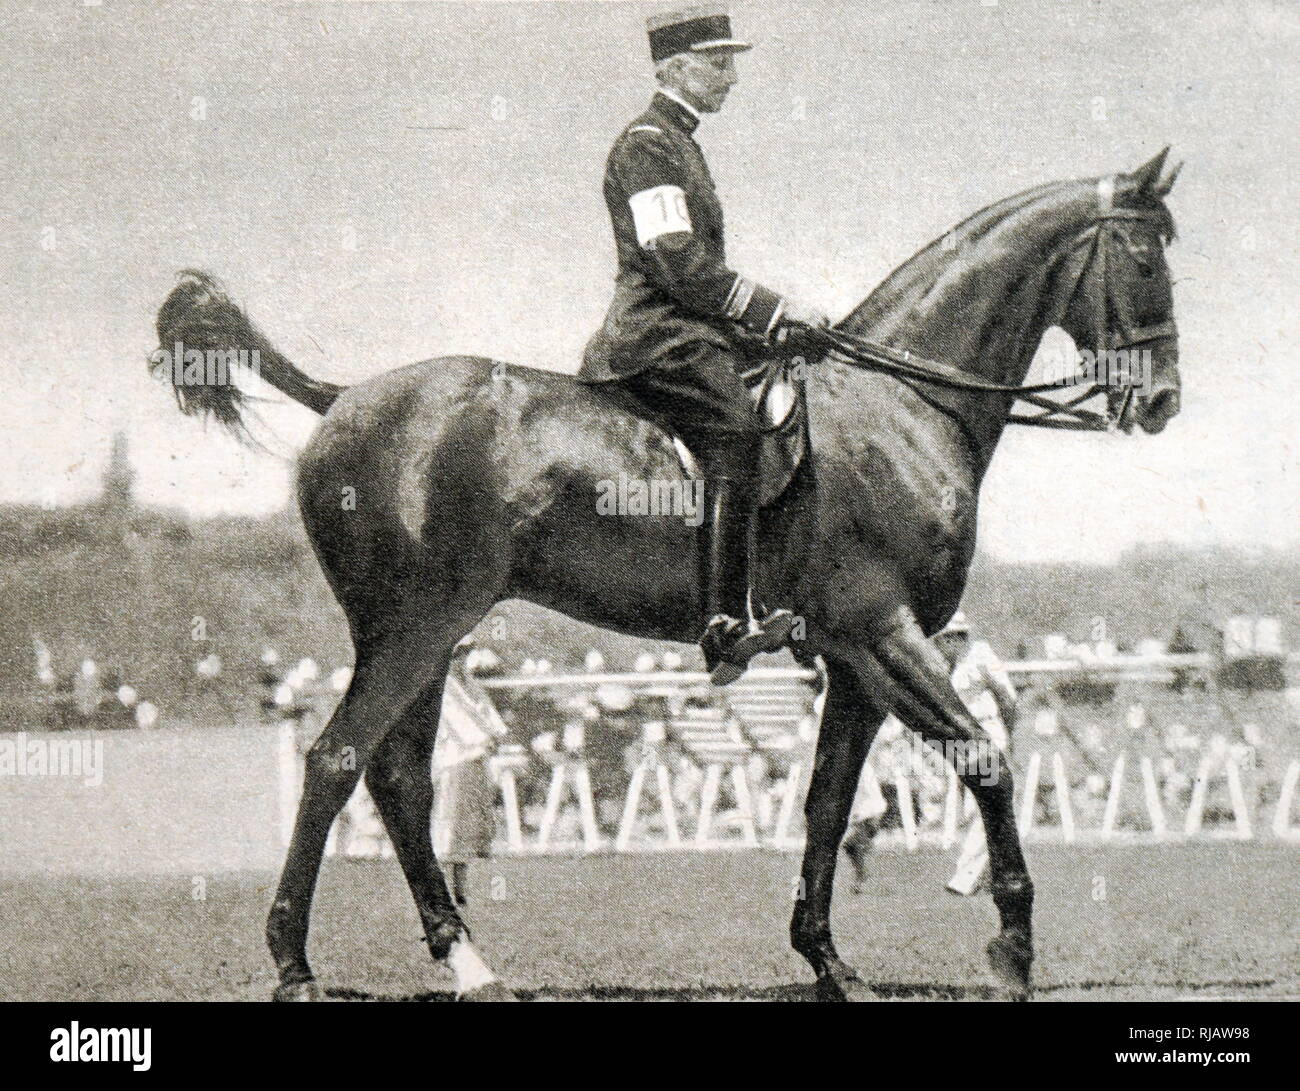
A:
[835, 185, 1094, 471]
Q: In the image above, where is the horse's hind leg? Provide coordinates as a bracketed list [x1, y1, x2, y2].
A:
[265, 629, 444, 1001]
[870, 607, 1034, 999]
[790, 657, 884, 1001]
[364, 676, 514, 1001]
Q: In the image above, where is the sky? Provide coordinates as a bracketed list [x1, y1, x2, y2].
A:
[2, 0, 1296, 562]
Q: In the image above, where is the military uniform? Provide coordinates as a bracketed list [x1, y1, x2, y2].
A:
[582, 5, 797, 685]
[580, 89, 789, 456]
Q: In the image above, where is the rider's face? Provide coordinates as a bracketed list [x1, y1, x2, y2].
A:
[680, 50, 739, 112]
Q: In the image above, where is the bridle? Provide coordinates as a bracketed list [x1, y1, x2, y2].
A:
[788, 177, 1177, 433]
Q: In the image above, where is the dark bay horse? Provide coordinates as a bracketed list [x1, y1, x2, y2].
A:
[155, 150, 1182, 1001]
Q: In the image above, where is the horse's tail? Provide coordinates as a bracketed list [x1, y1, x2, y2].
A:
[152, 270, 344, 434]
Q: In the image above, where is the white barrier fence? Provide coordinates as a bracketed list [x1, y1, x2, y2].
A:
[282, 657, 1300, 857]
[311, 744, 1300, 858]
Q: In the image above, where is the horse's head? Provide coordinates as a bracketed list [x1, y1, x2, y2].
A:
[1059, 149, 1183, 434]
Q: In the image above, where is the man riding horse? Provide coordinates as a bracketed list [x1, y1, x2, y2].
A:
[153, 0, 1184, 994]
[579, 5, 828, 685]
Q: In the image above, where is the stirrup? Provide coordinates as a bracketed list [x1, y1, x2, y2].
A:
[700, 609, 795, 686]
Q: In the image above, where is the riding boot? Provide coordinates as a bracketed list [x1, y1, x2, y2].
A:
[697, 436, 794, 685]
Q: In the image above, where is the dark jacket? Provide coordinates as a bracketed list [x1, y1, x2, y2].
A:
[579, 92, 786, 383]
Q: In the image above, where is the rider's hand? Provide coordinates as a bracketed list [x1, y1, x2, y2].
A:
[774, 302, 830, 350]
[780, 302, 830, 331]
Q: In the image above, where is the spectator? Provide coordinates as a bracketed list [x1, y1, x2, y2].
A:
[937, 612, 1018, 897]
[434, 637, 508, 905]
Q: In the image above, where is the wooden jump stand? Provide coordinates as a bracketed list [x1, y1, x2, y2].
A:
[534, 742, 604, 854]
[614, 723, 682, 852]
[1018, 750, 1078, 843]
[491, 754, 527, 854]
[769, 759, 807, 850]
[1098, 751, 1169, 840]
[1272, 760, 1300, 840]
[1183, 735, 1253, 839]
[693, 752, 759, 849]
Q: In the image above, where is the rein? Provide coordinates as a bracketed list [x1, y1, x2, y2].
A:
[785, 189, 1175, 434]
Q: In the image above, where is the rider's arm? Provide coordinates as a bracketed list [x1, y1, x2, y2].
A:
[615, 131, 787, 338]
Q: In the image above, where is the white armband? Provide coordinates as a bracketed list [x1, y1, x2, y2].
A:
[629, 185, 692, 248]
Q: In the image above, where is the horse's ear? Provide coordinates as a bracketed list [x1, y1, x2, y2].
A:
[1129, 146, 1170, 193]
[1152, 159, 1183, 198]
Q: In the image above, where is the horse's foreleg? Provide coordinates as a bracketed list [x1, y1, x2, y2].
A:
[364, 692, 514, 1001]
[790, 658, 883, 1001]
[872, 607, 1034, 999]
[265, 633, 441, 1001]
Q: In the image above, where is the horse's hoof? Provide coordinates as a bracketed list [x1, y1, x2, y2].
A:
[815, 973, 878, 1002]
[986, 936, 1032, 1001]
[458, 980, 519, 1002]
[272, 979, 325, 1002]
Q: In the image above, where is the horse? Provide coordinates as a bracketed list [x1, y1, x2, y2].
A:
[153, 148, 1182, 1002]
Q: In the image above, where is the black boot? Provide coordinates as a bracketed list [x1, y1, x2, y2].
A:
[697, 439, 794, 685]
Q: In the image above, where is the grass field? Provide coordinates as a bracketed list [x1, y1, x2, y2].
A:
[2, 842, 1296, 1001]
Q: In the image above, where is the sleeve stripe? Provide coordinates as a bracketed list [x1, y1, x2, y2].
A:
[734, 281, 756, 320]
[723, 276, 755, 321]
[722, 275, 743, 318]
[764, 298, 787, 338]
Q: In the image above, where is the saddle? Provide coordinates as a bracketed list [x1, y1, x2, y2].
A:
[596, 356, 810, 509]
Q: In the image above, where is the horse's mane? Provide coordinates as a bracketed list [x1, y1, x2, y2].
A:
[843, 179, 1072, 331]
[844, 176, 1176, 335]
